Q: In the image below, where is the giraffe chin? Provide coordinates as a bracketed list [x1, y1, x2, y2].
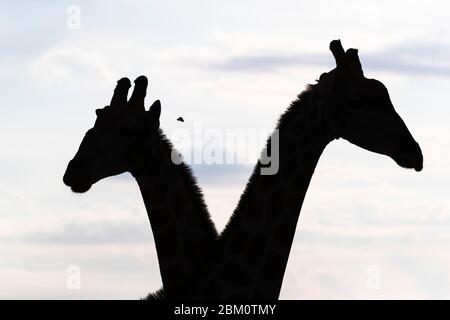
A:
[70, 183, 92, 193]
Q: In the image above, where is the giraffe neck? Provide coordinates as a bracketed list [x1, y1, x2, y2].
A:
[191, 86, 335, 299]
[132, 130, 218, 297]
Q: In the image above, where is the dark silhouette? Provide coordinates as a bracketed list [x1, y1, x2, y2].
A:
[63, 40, 423, 300]
[177, 117, 184, 122]
[63, 76, 218, 298]
[153, 40, 423, 299]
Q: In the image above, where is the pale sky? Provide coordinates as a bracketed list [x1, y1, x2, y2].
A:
[1, 1, 450, 299]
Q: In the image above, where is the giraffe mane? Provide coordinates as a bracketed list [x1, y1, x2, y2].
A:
[219, 84, 317, 239]
[156, 128, 219, 240]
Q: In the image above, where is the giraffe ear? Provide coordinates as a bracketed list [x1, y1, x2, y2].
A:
[149, 100, 161, 119]
[147, 100, 161, 130]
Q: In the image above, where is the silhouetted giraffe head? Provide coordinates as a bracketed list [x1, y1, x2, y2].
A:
[317, 40, 423, 171]
[63, 76, 161, 192]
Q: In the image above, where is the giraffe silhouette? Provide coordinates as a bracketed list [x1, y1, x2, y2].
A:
[63, 76, 218, 297]
[63, 40, 423, 299]
[155, 40, 423, 299]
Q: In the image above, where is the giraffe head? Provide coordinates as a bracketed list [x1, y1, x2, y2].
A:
[317, 40, 423, 171]
[63, 76, 161, 192]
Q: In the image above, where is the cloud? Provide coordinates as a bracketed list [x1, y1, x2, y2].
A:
[213, 53, 330, 73]
[16, 220, 153, 244]
[0, 242, 161, 299]
[0, 199, 154, 245]
[29, 47, 116, 85]
[211, 40, 450, 77]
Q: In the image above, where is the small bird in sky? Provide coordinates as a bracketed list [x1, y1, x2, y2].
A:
[177, 117, 184, 122]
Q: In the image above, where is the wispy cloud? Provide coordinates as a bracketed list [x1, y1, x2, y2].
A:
[29, 47, 116, 85]
[9, 220, 152, 244]
[212, 40, 450, 77]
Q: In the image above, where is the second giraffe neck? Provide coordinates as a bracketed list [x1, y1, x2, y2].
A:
[192, 86, 335, 299]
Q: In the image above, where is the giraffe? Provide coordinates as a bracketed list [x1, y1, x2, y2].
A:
[63, 40, 423, 299]
[159, 40, 423, 299]
[63, 76, 218, 298]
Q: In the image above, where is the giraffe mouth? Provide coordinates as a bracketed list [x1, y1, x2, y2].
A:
[64, 176, 92, 193]
[394, 156, 422, 172]
[393, 146, 423, 172]
[63, 166, 93, 193]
